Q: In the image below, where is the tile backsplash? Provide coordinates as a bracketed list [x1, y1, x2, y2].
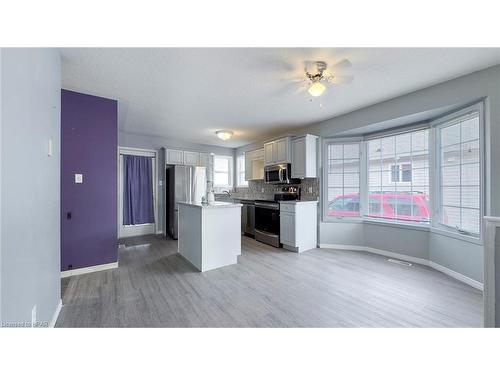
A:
[231, 178, 319, 201]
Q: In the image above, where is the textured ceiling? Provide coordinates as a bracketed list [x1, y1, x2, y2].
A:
[61, 48, 500, 148]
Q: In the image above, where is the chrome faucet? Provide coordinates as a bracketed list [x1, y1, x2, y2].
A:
[222, 190, 231, 197]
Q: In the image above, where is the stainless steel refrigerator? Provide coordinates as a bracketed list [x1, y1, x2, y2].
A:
[166, 165, 207, 239]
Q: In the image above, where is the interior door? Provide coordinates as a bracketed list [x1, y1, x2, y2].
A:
[119, 149, 157, 238]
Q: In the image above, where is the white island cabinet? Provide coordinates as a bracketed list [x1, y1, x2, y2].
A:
[178, 201, 242, 272]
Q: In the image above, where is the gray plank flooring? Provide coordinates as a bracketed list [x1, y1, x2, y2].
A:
[56, 235, 483, 327]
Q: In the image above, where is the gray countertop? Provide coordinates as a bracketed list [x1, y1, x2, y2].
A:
[178, 201, 242, 209]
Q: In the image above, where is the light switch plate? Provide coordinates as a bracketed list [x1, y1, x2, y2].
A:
[75, 173, 83, 184]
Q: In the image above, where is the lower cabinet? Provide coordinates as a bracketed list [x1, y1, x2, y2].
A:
[279, 201, 318, 252]
[280, 212, 296, 245]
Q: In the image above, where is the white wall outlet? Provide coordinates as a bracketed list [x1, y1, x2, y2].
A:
[159, 180, 163, 186]
[31, 304, 37, 327]
[75, 173, 83, 184]
[47, 139, 53, 156]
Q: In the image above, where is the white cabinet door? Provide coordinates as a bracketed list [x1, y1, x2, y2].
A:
[183, 151, 200, 166]
[166, 149, 184, 165]
[264, 141, 275, 165]
[275, 138, 289, 164]
[280, 212, 295, 246]
[199, 152, 209, 167]
[291, 137, 306, 178]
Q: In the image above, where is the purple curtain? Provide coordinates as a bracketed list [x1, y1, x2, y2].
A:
[123, 155, 155, 225]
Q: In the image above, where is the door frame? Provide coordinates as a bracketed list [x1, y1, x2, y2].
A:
[117, 147, 159, 239]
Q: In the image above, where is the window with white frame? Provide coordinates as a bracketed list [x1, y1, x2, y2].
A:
[325, 142, 361, 218]
[367, 129, 430, 223]
[323, 103, 484, 238]
[436, 109, 481, 235]
[213, 155, 233, 188]
[236, 155, 248, 187]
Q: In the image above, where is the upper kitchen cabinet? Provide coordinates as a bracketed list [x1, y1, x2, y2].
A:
[245, 148, 264, 180]
[166, 148, 209, 170]
[183, 150, 200, 166]
[264, 136, 291, 166]
[166, 148, 184, 165]
[291, 134, 318, 178]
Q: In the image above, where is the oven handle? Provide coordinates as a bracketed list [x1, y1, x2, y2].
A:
[255, 202, 279, 210]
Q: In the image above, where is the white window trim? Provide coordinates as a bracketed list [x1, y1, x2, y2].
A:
[430, 102, 485, 241]
[236, 154, 248, 187]
[213, 154, 234, 189]
[321, 102, 486, 244]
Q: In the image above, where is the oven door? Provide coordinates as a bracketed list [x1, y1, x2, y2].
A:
[255, 204, 280, 235]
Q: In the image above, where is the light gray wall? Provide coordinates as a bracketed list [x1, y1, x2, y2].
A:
[118, 130, 236, 234]
[0, 48, 61, 325]
[364, 224, 430, 260]
[236, 64, 500, 285]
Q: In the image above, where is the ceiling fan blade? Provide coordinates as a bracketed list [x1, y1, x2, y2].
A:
[328, 75, 354, 84]
[279, 76, 306, 83]
[330, 58, 352, 70]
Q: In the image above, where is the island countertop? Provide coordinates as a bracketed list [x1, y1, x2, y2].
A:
[178, 201, 242, 209]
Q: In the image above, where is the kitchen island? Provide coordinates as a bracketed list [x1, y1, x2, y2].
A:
[178, 201, 242, 272]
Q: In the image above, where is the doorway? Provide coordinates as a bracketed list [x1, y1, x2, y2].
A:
[118, 147, 158, 238]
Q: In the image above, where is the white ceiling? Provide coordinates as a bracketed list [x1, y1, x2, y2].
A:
[60, 48, 500, 148]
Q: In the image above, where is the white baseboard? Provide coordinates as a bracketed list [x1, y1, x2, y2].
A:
[429, 261, 483, 291]
[156, 230, 164, 235]
[319, 243, 483, 290]
[61, 261, 118, 278]
[49, 299, 62, 328]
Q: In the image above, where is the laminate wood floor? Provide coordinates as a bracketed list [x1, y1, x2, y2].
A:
[56, 235, 483, 327]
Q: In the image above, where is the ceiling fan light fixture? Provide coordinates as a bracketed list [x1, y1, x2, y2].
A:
[215, 130, 233, 141]
[308, 81, 326, 97]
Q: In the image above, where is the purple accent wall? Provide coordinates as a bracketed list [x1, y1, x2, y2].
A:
[61, 90, 118, 271]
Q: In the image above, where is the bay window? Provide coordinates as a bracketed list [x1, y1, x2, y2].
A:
[367, 129, 430, 223]
[323, 102, 483, 238]
[325, 141, 361, 218]
[435, 106, 482, 236]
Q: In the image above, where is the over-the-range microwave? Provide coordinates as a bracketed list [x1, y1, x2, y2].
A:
[264, 164, 300, 185]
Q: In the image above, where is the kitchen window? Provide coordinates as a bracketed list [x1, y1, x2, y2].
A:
[322, 103, 484, 238]
[236, 155, 248, 187]
[213, 155, 233, 189]
[434, 105, 483, 236]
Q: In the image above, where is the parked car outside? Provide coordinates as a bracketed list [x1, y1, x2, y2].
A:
[328, 192, 431, 223]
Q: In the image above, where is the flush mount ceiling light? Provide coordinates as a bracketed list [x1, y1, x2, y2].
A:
[215, 130, 233, 141]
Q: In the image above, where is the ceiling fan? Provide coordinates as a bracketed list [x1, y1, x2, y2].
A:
[285, 59, 353, 98]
